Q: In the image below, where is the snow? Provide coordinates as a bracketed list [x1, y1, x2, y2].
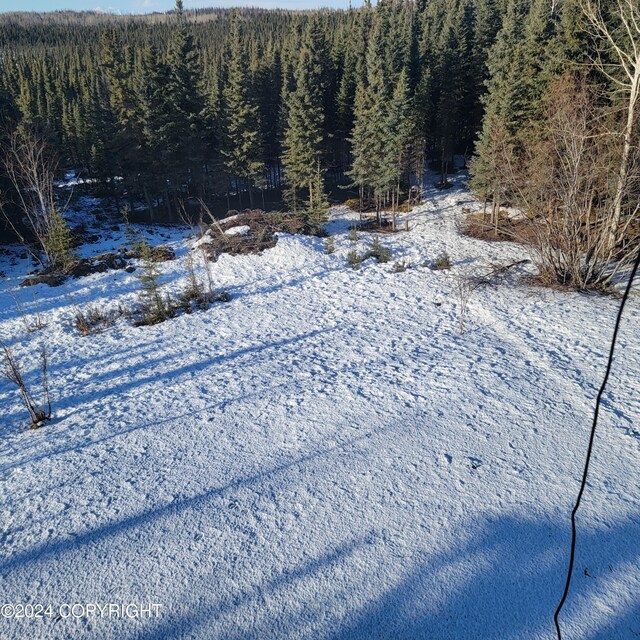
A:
[218, 213, 242, 225]
[224, 225, 251, 236]
[0, 175, 639, 639]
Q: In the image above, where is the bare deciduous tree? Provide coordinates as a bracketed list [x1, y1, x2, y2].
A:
[1, 129, 74, 271]
[581, 0, 640, 250]
[1, 343, 52, 428]
[538, 74, 636, 287]
[503, 73, 638, 289]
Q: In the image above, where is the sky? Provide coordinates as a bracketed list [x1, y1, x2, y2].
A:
[0, 0, 355, 13]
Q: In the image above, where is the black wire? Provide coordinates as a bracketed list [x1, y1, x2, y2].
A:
[554, 245, 640, 640]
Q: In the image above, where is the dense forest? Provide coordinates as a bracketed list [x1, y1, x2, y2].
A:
[0, 0, 638, 288]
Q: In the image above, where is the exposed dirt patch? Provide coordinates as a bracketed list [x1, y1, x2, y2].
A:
[20, 245, 175, 287]
[462, 211, 534, 243]
[20, 272, 68, 287]
[344, 198, 419, 218]
[198, 209, 322, 261]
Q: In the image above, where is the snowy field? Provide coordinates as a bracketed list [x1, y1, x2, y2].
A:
[1, 177, 639, 639]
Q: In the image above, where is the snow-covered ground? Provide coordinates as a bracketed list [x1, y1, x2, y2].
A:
[1, 177, 639, 639]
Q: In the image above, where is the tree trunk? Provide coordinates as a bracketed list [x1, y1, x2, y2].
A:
[164, 189, 172, 220]
[608, 61, 640, 251]
[491, 192, 498, 232]
[143, 185, 154, 223]
[392, 186, 397, 231]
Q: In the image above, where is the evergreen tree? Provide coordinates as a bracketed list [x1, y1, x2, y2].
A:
[140, 42, 174, 217]
[0, 67, 18, 145]
[471, 0, 529, 204]
[433, 0, 473, 182]
[470, 0, 502, 136]
[2, 0, 608, 235]
[347, 15, 390, 221]
[471, 0, 559, 210]
[255, 44, 283, 189]
[164, 0, 207, 198]
[0, 67, 19, 222]
[282, 18, 328, 217]
[386, 69, 412, 226]
[222, 12, 264, 209]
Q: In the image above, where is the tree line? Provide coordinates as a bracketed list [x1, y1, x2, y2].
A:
[0, 0, 501, 219]
[0, 0, 638, 288]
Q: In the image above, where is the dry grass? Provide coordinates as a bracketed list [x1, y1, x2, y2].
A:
[73, 305, 121, 336]
[462, 211, 534, 244]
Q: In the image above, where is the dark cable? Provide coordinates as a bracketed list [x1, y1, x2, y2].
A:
[554, 245, 640, 640]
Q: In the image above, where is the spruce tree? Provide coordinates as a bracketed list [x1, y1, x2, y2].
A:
[0, 0, 575, 232]
[0, 68, 19, 214]
[347, 15, 390, 221]
[432, 0, 474, 183]
[282, 18, 327, 218]
[140, 42, 174, 217]
[386, 69, 412, 227]
[471, 0, 528, 206]
[164, 0, 207, 198]
[222, 12, 264, 209]
[470, 0, 502, 137]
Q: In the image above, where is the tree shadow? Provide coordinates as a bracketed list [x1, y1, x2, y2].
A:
[0, 379, 298, 477]
[98, 512, 640, 639]
[52, 326, 337, 412]
[2, 444, 639, 640]
[0, 426, 380, 577]
[330, 515, 640, 640]
[0, 326, 337, 470]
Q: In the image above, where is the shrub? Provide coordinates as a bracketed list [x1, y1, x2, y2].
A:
[11, 290, 46, 333]
[433, 252, 451, 270]
[399, 200, 413, 213]
[344, 198, 361, 211]
[122, 208, 145, 256]
[44, 206, 76, 272]
[347, 249, 364, 270]
[453, 260, 526, 333]
[462, 210, 520, 242]
[73, 304, 116, 336]
[137, 241, 171, 325]
[182, 252, 206, 307]
[137, 248, 231, 324]
[1, 343, 52, 428]
[324, 236, 336, 254]
[348, 226, 359, 243]
[370, 237, 391, 263]
[392, 259, 409, 273]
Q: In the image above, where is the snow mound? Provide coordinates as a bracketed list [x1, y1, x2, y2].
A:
[0, 174, 638, 640]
